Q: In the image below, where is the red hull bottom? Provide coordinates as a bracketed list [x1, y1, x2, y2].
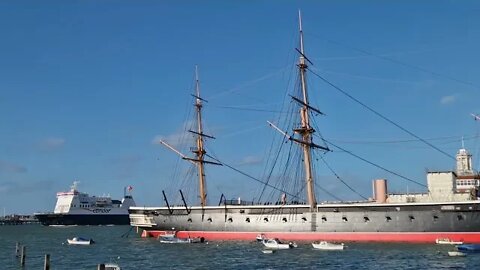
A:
[140, 230, 480, 243]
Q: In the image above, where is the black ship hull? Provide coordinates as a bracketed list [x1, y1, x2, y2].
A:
[35, 213, 130, 226]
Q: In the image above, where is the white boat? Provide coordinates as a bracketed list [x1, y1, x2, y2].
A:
[256, 234, 266, 242]
[158, 233, 206, 244]
[104, 263, 121, 270]
[435, 238, 464, 245]
[262, 238, 296, 249]
[67, 237, 94, 245]
[262, 249, 275, 254]
[312, 241, 345, 250]
[448, 251, 467, 257]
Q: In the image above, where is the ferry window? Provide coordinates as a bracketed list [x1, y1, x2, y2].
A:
[282, 217, 287, 223]
[385, 216, 392, 222]
[301, 217, 307, 222]
[322, 216, 327, 222]
[245, 217, 250, 223]
[342, 216, 348, 222]
[409, 215, 415, 222]
[457, 215, 464, 221]
[364, 217, 370, 222]
[228, 217, 233, 223]
[264, 218, 269, 222]
[207, 218, 212, 222]
[187, 218, 192, 222]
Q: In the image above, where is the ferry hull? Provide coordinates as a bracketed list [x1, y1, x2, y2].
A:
[35, 213, 130, 226]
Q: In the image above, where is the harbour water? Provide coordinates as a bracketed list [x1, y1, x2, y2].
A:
[0, 225, 478, 269]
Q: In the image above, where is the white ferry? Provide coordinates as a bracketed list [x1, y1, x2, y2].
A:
[35, 181, 135, 226]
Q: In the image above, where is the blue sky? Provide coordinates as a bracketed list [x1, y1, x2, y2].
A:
[1, 1, 480, 214]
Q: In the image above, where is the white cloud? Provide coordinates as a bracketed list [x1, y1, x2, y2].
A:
[0, 160, 27, 173]
[38, 137, 66, 151]
[236, 155, 263, 166]
[152, 120, 196, 147]
[440, 95, 457, 105]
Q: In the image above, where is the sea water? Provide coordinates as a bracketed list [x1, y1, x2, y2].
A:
[0, 225, 478, 269]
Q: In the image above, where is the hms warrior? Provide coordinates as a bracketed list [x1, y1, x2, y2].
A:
[36, 182, 136, 226]
[129, 12, 480, 243]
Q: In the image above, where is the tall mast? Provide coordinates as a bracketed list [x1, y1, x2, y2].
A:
[296, 10, 316, 209]
[194, 65, 208, 207]
[158, 66, 221, 208]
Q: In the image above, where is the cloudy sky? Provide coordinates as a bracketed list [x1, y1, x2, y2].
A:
[1, 1, 480, 213]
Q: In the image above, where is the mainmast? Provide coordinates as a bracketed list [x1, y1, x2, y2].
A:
[267, 11, 328, 208]
[295, 10, 317, 208]
[159, 66, 221, 208]
[193, 65, 208, 207]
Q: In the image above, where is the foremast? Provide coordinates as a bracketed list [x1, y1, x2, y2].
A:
[159, 66, 220, 208]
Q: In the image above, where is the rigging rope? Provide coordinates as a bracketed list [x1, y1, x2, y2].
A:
[318, 155, 368, 200]
[324, 138, 427, 188]
[308, 68, 456, 161]
[204, 153, 303, 201]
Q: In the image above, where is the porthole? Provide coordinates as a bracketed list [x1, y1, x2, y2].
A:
[282, 217, 288, 223]
[457, 215, 464, 221]
[207, 217, 212, 222]
[187, 218, 192, 222]
[301, 217, 307, 222]
[385, 216, 392, 222]
[409, 215, 415, 222]
[433, 215, 439, 222]
[364, 216, 370, 222]
[322, 216, 327, 222]
[227, 217, 233, 223]
[245, 217, 250, 223]
[264, 217, 269, 222]
[342, 216, 348, 222]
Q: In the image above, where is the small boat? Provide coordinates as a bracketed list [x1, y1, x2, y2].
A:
[104, 263, 121, 270]
[435, 238, 463, 245]
[262, 238, 296, 249]
[457, 244, 480, 252]
[158, 232, 206, 244]
[67, 237, 94, 245]
[448, 251, 467, 257]
[312, 241, 345, 250]
[262, 249, 275, 254]
[256, 234, 266, 242]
